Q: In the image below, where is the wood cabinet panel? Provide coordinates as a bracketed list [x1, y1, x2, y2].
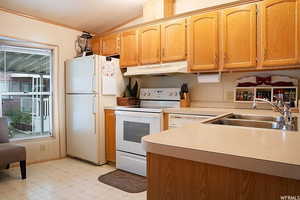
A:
[221, 4, 257, 69]
[260, 0, 299, 67]
[104, 109, 116, 162]
[161, 18, 187, 62]
[120, 29, 139, 67]
[147, 153, 300, 200]
[91, 37, 102, 55]
[102, 34, 120, 56]
[163, 113, 169, 130]
[139, 25, 161, 65]
[188, 12, 219, 71]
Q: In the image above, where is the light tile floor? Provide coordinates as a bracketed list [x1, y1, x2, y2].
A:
[0, 158, 147, 200]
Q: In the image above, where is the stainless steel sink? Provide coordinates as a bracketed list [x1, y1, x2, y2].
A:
[226, 114, 283, 122]
[206, 114, 298, 131]
[210, 118, 281, 129]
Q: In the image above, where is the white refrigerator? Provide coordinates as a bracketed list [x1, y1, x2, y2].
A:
[65, 55, 123, 165]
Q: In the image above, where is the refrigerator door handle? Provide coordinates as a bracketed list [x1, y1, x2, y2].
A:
[93, 95, 97, 114]
[92, 75, 96, 93]
[93, 95, 97, 134]
[92, 60, 97, 93]
[93, 113, 96, 135]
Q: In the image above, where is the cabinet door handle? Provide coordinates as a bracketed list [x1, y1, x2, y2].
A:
[215, 54, 219, 66]
[264, 49, 267, 59]
[224, 52, 228, 63]
[157, 49, 160, 58]
[162, 48, 165, 57]
[116, 38, 120, 51]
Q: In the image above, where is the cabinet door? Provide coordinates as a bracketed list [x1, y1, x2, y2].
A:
[102, 34, 120, 56]
[221, 4, 257, 69]
[260, 0, 299, 67]
[105, 109, 116, 162]
[161, 18, 187, 62]
[139, 25, 161, 65]
[91, 37, 102, 55]
[188, 12, 219, 71]
[120, 30, 139, 67]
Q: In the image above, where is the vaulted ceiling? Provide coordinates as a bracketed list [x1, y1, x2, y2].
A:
[0, 0, 145, 34]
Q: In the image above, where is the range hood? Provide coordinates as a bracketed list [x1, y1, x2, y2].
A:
[124, 61, 188, 76]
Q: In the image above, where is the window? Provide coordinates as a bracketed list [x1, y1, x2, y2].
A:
[0, 45, 52, 140]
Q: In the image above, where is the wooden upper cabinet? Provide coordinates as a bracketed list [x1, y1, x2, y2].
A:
[161, 18, 187, 63]
[139, 25, 161, 65]
[120, 29, 139, 67]
[188, 12, 219, 71]
[91, 37, 102, 55]
[221, 4, 257, 69]
[102, 34, 120, 56]
[260, 0, 299, 67]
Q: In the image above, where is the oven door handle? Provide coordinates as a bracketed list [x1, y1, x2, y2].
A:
[115, 111, 162, 118]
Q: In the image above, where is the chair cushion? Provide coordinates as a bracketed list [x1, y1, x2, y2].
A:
[0, 143, 26, 166]
[0, 118, 9, 143]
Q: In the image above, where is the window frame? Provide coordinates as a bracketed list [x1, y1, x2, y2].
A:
[0, 44, 54, 141]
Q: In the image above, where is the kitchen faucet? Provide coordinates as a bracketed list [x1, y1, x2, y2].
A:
[252, 97, 292, 125]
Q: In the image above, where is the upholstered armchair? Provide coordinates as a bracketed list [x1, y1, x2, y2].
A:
[0, 118, 26, 179]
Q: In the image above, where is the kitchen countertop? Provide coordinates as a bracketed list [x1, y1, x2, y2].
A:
[142, 107, 300, 180]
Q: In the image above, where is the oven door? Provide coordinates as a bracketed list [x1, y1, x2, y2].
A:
[116, 111, 162, 156]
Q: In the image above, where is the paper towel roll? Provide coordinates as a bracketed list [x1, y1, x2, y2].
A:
[197, 73, 221, 83]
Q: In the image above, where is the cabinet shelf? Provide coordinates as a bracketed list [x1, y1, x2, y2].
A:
[234, 86, 298, 107]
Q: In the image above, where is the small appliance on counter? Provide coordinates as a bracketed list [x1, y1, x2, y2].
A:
[115, 88, 181, 176]
[75, 32, 94, 57]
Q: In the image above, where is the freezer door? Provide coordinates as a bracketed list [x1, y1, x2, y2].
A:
[66, 94, 98, 163]
[66, 56, 96, 94]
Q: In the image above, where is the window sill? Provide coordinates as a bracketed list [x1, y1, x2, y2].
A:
[10, 135, 54, 143]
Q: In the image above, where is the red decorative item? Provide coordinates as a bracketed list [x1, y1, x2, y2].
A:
[270, 82, 294, 86]
[256, 76, 271, 85]
[237, 82, 258, 87]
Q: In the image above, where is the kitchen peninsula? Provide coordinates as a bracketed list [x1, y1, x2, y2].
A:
[143, 108, 300, 200]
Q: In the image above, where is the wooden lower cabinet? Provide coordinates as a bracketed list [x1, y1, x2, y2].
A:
[163, 113, 169, 130]
[104, 109, 116, 162]
[147, 153, 300, 200]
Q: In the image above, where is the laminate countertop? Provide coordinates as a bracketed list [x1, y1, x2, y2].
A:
[142, 107, 300, 180]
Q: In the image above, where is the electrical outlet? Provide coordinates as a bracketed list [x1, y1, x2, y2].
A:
[40, 144, 46, 152]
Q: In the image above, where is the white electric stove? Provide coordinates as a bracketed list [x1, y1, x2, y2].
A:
[115, 88, 181, 176]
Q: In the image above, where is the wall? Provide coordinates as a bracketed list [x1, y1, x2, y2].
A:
[0, 10, 81, 163]
[114, 0, 164, 31]
[174, 0, 237, 14]
[115, 0, 244, 31]
[139, 70, 300, 109]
